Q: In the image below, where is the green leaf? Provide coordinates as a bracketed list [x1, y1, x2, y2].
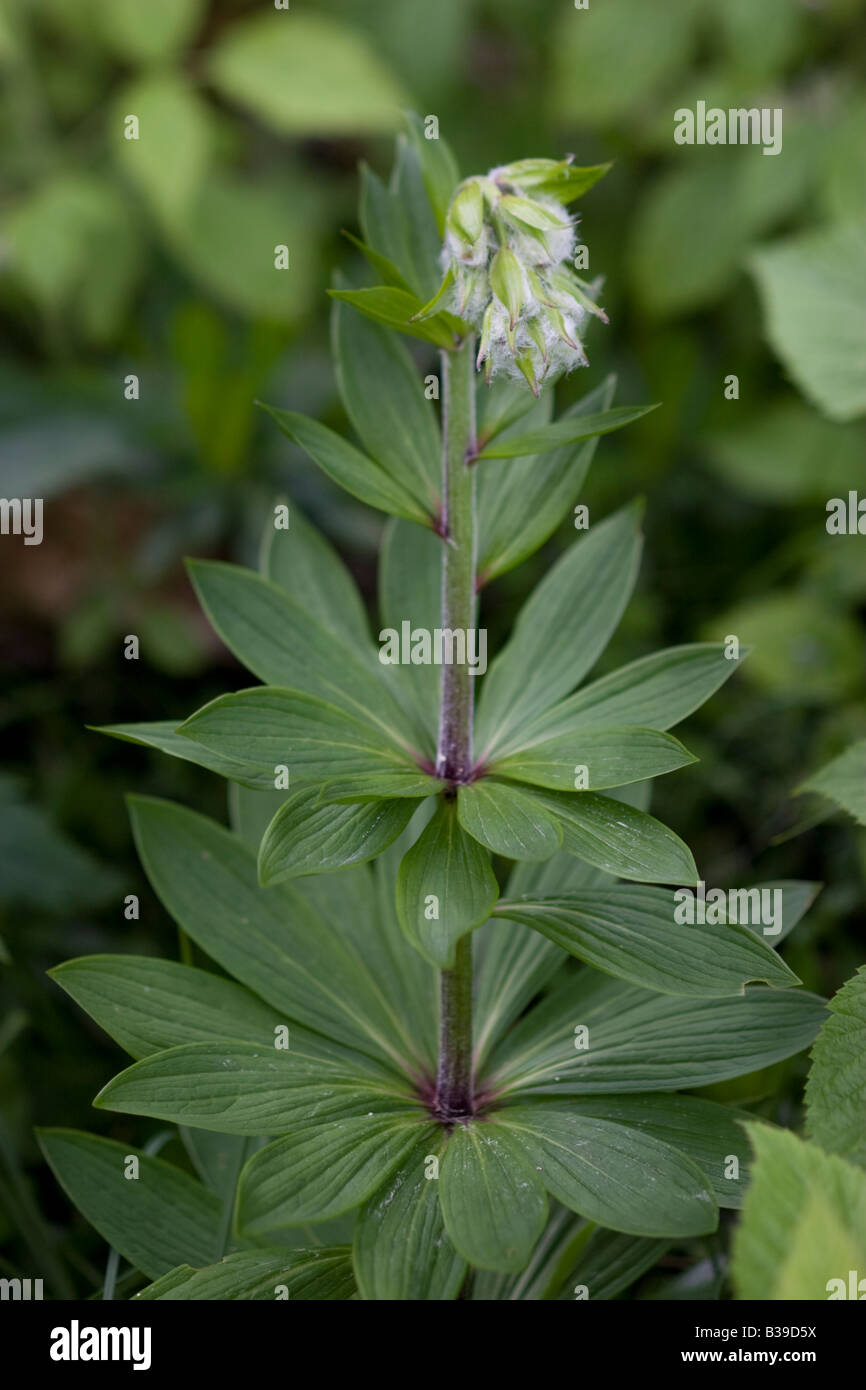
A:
[353, 1129, 466, 1301]
[403, 111, 460, 235]
[378, 519, 443, 744]
[457, 780, 562, 861]
[237, 1113, 429, 1233]
[328, 287, 462, 349]
[95, 0, 203, 62]
[530, 789, 698, 885]
[135, 1247, 356, 1301]
[110, 73, 212, 232]
[497, 1103, 718, 1237]
[49, 955, 287, 1060]
[705, 592, 863, 703]
[258, 787, 416, 885]
[38, 1130, 220, 1280]
[476, 504, 643, 760]
[490, 726, 696, 791]
[395, 799, 499, 967]
[796, 739, 866, 826]
[500, 644, 743, 756]
[477, 377, 615, 586]
[95, 1042, 414, 1135]
[805, 967, 866, 1167]
[737, 880, 820, 945]
[555, 1225, 670, 1301]
[750, 224, 866, 422]
[340, 228, 412, 290]
[473, 921, 564, 1073]
[179, 686, 423, 785]
[261, 405, 434, 526]
[187, 558, 422, 751]
[94, 720, 275, 789]
[732, 1124, 866, 1300]
[553, 1095, 755, 1208]
[128, 796, 429, 1071]
[475, 406, 657, 459]
[489, 973, 826, 1095]
[207, 13, 407, 136]
[704, 399, 866, 504]
[494, 886, 799, 996]
[440, 1121, 548, 1272]
[332, 299, 441, 510]
[260, 499, 370, 649]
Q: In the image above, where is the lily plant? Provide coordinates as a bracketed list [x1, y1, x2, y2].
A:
[41, 118, 826, 1301]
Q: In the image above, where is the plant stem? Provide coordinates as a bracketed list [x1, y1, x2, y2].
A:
[435, 335, 477, 1119]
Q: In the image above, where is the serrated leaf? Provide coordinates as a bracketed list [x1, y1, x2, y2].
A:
[135, 1246, 356, 1301]
[796, 739, 866, 826]
[497, 1103, 718, 1237]
[258, 787, 416, 885]
[475, 406, 657, 460]
[95, 1042, 414, 1135]
[439, 1121, 548, 1272]
[489, 972, 826, 1095]
[457, 780, 562, 861]
[38, 1130, 220, 1280]
[490, 726, 696, 791]
[353, 1129, 466, 1301]
[262, 405, 434, 525]
[395, 799, 499, 967]
[237, 1113, 428, 1233]
[732, 1124, 866, 1299]
[805, 966, 866, 1167]
[494, 886, 800, 996]
[476, 505, 643, 760]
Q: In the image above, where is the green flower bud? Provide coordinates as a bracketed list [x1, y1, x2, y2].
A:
[489, 247, 525, 331]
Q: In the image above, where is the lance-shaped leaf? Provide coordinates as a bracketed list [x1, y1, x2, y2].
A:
[237, 1112, 428, 1233]
[38, 1130, 221, 1280]
[475, 405, 657, 460]
[493, 886, 800, 996]
[340, 228, 412, 290]
[50, 955, 288, 1060]
[475, 504, 643, 760]
[488, 726, 696, 792]
[493, 643, 744, 757]
[333, 299, 441, 509]
[378, 519, 443, 744]
[178, 687, 424, 786]
[135, 1247, 356, 1301]
[530, 788, 698, 885]
[395, 798, 499, 967]
[129, 797, 428, 1070]
[457, 780, 562, 861]
[554, 1094, 756, 1208]
[404, 110, 460, 235]
[476, 376, 615, 586]
[487, 971, 827, 1095]
[261, 404, 435, 525]
[473, 921, 565, 1072]
[260, 498, 370, 649]
[328, 286, 462, 349]
[95, 1042, 414, 1135]
[439, 1121, 548, 1272]
[496, 1103, 718, 1238]
[353, 1129, 466, 1301]
[554, 1226, 670, 1301]
[187, 559, 423, 752]
[258, 787, 416, 885]
[805, 966, 866, 1168]
[93, 720, 274, 789]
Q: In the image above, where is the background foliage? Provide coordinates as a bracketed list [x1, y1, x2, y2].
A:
[1, 0, 864, 1298]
